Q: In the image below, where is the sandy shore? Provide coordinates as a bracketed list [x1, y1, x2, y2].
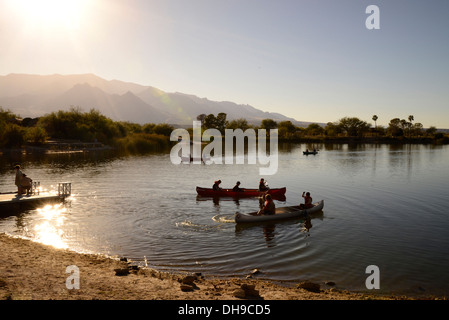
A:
[0, 232, 441, 301]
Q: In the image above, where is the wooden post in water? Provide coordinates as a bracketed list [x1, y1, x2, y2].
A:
[32, 181, 41, 195]
[58, 183, 72, 197]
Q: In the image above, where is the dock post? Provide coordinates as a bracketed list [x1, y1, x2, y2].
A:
[32, 181, 40, 195]
[57, 183, 72, 197]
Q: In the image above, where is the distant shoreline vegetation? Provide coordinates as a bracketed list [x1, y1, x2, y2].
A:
[1, 108, 448, 154]
[197, 113, 449, 144]
[0, 107, 173, 154]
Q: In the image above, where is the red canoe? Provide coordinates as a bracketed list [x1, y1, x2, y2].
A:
[196, 186, 286, 198]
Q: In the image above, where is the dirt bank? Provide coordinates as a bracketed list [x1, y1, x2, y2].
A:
[0, 233, 437, 301]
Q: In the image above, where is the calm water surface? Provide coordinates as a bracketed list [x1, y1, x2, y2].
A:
[1, 143, 448, 295]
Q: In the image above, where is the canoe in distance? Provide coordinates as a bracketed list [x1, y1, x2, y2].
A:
[234, 200, 324, 224]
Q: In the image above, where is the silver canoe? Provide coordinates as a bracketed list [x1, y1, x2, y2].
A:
[234, 200, 324, 224]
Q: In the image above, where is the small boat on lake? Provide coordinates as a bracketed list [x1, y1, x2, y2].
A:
[234, 200, 324, 224]
[196, 186, 286, 198]
[303, 150, 318, 155]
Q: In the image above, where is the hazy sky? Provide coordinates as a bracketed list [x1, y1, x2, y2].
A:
[1, 0, 448, 128]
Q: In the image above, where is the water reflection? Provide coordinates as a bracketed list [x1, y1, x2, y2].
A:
[34, 204, 68, 249]
[235, 212, 322, 245]
[302, 215, 313, 232]
[262, 224, 276, 246]
[0, 149, 120, 175]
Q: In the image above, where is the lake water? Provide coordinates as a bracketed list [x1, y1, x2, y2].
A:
[1, 143, 449, 296]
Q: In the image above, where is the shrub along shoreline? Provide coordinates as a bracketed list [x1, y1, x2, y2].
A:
[1, 108, 448, 156]
[0, 107, 174, 155]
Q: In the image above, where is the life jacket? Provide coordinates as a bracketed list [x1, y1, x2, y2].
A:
[264, 199, 275, 214]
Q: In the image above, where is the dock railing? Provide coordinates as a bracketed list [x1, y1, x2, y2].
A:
[58, 183, 72, 197]
[31, 181, 41, 195]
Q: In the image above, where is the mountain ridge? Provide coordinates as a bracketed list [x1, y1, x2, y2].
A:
[0, 73, 309, 126]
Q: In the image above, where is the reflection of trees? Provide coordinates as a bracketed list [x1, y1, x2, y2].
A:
[0, 149, 119, 174]
[387, 144, 419, 179]
[323, 143, 345, 151]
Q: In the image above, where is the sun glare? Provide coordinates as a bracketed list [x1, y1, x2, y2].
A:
[34, 204, 68, 249]
[9, 0, 88, 31]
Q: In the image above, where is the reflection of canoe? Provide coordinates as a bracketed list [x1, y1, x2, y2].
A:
[303, 151, 318, 155]
[196, 186, 286, 198]
[181, 156, 210, 163]
[235, 200, 324, 224]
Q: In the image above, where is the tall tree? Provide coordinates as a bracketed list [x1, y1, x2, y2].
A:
[227, 118, 251, 130]
[203, 114, 217, 130]
[203, 113, 228, 134]
[337, 117, 370, 137]
[324, 122, 342, 137]
[407, 115, 414, 138]
[387, 118, 403, 137]
[277, 121, 298, 139]
[196, 114, 207, 126]
[305, 123, 324, 136]
[215, 113, 228, 134]
[372, 115, 378, 129]
[260, 119, 278, 130]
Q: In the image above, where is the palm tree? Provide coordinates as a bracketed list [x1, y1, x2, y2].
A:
[408, 115, 414, 138]
[372, 115, 378, 136]
[372, 115, 378, 129]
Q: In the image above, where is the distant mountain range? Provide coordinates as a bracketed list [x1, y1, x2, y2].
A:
[0, 73, 309, 126]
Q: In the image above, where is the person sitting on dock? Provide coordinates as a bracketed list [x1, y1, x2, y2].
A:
[212, 180, 222, 191]
[21, 174, 33, 196]
[232, 181, 243, 192]
[258, 194, 275, 215]
[14, 165, 23, 196]
[300, 192, 313, 209]
[258, 178, 269, 192]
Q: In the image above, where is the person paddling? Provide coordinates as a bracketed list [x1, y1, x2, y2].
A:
[300, 191, 313, 209]
[258, 194, 275, 215]
[232, 181, 243, 192]
[258, 178, 269, 192]
[212, 180, 222, 191]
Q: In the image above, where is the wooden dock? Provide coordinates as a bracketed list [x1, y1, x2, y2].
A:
[0, 182, 71, 213]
